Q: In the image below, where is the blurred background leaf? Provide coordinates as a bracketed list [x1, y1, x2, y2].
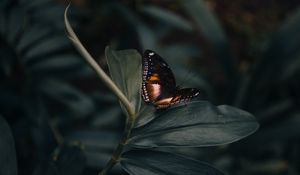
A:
[33, 143, 86, 175]
[1, 0, 300, 174]
[0, 115, 17, 175]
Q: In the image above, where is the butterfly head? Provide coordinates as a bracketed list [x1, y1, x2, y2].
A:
[144, 50, 156, 58]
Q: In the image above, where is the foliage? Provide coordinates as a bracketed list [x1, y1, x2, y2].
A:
[0, 0, 94, 174]
[1, 0, 300, 175]
[102, 47, 258, 174]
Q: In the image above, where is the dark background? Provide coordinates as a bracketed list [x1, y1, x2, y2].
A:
[1, 0, 300, 174]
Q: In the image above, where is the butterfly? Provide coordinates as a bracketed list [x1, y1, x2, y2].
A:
[142, 50, 200, 109]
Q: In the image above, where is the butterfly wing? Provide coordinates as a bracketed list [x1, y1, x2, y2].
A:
[153, 88, 200, 108]
[170, 88, 200, 104]
[142, 50, 177, 103]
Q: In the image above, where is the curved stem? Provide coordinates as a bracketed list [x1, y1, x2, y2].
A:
[64, 4, 135, 117]
[48, 119, 64, 145]
[64, 5, 137, 175]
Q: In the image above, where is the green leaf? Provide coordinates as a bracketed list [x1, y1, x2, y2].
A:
[134, 103, 157, 128]
[23, 35, 70, 61]
[21, 0, 74, 30]
[20, 0, 52, 10]
[7, 7, 25, 43]
[129, 100, 258, 148]
[181, 0, 236, 82]
[29, 54, 83, 72]
[111, 2, 159, 50]
[141, 5, 193, 32]
[105, 46, 142, 114]
[163, 43, 202, 63]
[136, 23, 159, 51]
[16, 26, 50, 52]
[0, 115, 17, 175]
[181, 0, 225, 45]
[121, 149, 224, 175]
[270, 6, 300, 59]
[255, 7, 300, 85]
[237, 7, 300, 108]
[39, 79, 95, 117]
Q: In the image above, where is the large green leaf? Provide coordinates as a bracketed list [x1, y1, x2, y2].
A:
[134, 103, 157, 128]
[120, 149, 224, 175]
[129, 101, 258, 148]
[105, 47, 142, 114]
[0, 115, 17, 175]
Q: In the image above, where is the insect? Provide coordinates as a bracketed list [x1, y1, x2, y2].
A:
[142, 50, 200, 109]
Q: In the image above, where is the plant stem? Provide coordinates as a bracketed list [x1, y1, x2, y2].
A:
[64, 4, 135, 117]
[48, 119, 64, 145]
[64, 5, 137, 174]
[99, 117, 134, 175]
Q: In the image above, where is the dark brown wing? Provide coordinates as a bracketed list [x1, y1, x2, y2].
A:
[171, 88, 200, 103]
[154, 88, 200, 108]
[142, 50, 177, 103]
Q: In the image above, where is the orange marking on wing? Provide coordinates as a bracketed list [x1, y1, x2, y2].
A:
[171, 95, 182, 102]
[149, 73, 160, 81]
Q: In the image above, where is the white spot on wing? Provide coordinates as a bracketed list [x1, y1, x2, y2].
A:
[150, 84, 161, 99]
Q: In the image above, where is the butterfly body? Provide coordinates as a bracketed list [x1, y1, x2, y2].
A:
[142, 50, 200, 108]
